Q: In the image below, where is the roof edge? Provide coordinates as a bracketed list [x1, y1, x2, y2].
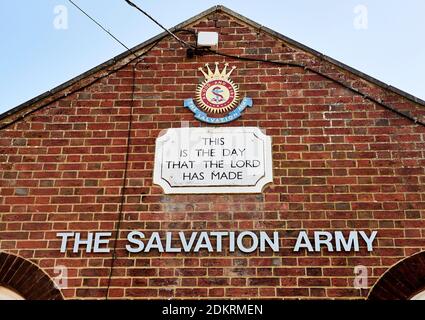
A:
[1, 4, 424, 124]
[0, 5, 220, 124]
[216, 5, 425, 107]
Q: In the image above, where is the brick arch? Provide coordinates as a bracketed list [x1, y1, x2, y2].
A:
[368, 251, 425, 300]
[0, 251, 63, 300]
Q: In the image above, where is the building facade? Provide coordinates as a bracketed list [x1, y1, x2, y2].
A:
[1, 6, 425, 300]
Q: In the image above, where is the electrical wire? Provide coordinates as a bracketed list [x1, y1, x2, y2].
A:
[119, 0, 425, 126]
[0, 1, 180, 131]
[104, 56, 142, 300]
[68, 0, 138, 57]
[5, 2, 420, 129]
[123, 0, 196, 49]
[205, 48, 425, 127]
[0, 38, 163, 131]
[64, 1, 194, 298]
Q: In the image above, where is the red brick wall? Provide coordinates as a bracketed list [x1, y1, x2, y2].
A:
[1, 10, 425, 299]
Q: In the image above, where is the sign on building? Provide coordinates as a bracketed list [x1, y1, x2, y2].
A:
[153, 127, 273, 194]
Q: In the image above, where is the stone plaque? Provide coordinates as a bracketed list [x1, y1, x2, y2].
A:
[153, 127, 273, 194]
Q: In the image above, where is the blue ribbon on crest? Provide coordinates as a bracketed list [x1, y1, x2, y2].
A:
[184, 97, 253, 124]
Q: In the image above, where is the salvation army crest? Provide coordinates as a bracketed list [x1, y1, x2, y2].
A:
[184, 62, 253, 124]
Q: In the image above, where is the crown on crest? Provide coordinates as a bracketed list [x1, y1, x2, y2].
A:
[198, 62, 236, 80]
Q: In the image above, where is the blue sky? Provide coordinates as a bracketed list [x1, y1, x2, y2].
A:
[0, 0, 424, 114]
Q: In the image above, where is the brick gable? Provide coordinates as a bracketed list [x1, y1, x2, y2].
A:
[1, 6, 425, 299]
